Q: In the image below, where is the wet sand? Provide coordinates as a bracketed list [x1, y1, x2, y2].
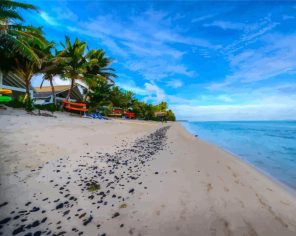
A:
[0, 108, 296, 236]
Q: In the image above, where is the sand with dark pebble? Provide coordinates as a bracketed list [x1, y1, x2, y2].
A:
[1, 108, 296, 236]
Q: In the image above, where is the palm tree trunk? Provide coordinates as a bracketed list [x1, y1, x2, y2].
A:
[49, 77, 56, 105]
[24, 79, 30, 103]
[66, 78, 75, 101]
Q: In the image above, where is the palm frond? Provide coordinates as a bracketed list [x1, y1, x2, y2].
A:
[0, 9, 23, 21]
[0, 0, 38, 11]
[0, 33, 41, 65]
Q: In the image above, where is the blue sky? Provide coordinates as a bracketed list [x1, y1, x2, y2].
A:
[24, 0, 296, 121]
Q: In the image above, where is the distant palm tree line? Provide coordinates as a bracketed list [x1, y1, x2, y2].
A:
[0, 0, 175, 121]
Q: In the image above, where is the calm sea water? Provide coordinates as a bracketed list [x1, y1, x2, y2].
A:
[181, 121, 296, 190]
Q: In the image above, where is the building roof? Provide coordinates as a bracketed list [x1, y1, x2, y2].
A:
[2, 72, 34, 91]
[34, 85, 72, 93]
[34, 84, 83, 101]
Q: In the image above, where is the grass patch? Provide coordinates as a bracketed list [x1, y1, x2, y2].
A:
[119, 203, 128, 208]
[87, 182, 100, 192]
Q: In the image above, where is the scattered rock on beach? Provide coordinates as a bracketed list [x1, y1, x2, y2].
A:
[0, 126, 171, 236]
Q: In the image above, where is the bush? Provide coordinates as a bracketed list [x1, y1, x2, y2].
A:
[5, 95, 26, 108]
[5, 99, 24, 108]
[25, 98, 34, 112]
[35, 103, 57, 113]
[5, 95, 34, 112]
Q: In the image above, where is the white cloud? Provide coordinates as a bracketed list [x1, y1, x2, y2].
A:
[166, 79, 183, 88]
[143, 83, 166, 103]
[282, 15, 295, 20]
[116, 79, 147, 96]
[125, 60, 195, 82]
[40, 11, 59, 26]
[208, 33, 296, 90]
[170, 82, 296, 120]
[191, 14, 216, 23]
[31, 75, 70, 87]
[224, 19, 278, 53]
[66, 9, 217, 84]
[172, 97, 296, 121]
[53, 7, 78, 21]
[203, 20, 246, 30]
[117, 77, 166, 104]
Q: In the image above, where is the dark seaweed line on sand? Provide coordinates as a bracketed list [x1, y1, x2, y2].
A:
[0, 126, 170, 236]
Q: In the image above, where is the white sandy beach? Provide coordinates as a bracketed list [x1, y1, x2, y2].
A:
[1, 108, 296, 236]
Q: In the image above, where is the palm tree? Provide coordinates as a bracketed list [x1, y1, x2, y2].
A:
[40, 48, 64, 105]
[57, 37, 117, 102]
[84, 49, 117, 83]
[11, 26, 48, 104]
[0, 0, 45, 67]
[56, 36, 87, 100]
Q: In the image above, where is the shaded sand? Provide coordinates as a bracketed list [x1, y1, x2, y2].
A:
[1, 108, 296, 236]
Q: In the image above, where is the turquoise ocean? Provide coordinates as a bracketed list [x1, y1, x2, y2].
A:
[181, 121, 296, 190]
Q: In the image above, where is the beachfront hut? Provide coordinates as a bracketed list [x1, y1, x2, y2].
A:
[0, 70, 34, 99]
[155, 111, 167, 122]
[33, 84, 84, 105]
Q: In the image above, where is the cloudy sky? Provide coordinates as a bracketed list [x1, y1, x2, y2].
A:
[24, 0, 296, 121]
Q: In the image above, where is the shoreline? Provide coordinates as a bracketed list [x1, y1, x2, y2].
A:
[1, 109, 296, 235]
[179, 121, 296, 198]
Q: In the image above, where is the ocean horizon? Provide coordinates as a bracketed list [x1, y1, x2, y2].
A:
[181, 120, 296, 191]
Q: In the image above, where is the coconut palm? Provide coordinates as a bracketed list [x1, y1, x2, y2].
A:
[84, 49, 117, 83]
[39, 47, 64, 105]
[0, 0, 45, 67]
[57, 37, 117, 101]
[56, 36, 87, 100]
[11, 26, 48, 105]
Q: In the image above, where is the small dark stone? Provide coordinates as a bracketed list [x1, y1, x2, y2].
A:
[63, 210, 70, 216]
[30, 207, 40, 212]
[56, 203, 64, 210]
[0, 217, 11, 224]
[83, 215, 93, 226]
[12, 225, 25, 235]
[112, 212, 120, 218]
[79, 213, 86, 219]
[128, 188, 134, 194]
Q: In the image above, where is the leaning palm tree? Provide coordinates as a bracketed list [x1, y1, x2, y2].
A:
[0, 0, 45, 67]
[11, 26, 48, 104]
[40, 48, 64, 105]
[56, 36, 87, 100]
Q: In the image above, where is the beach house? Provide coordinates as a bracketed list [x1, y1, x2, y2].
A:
[33, 84, 85, 105]
[0, 70, 34, 99]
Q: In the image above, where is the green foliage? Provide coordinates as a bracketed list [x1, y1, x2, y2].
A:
[5, 95, 34, 111]
[0, 0, 45, 69]
[87, 182, 100, 192]
[86, 80, 176, 121]
[24, 98, 34, 112]
[86, 77, 113, 111]
[166, 109, 176, 121]
[6, 99, 23, 108]
[0, 0, 38, 22]
[5, 95, 25, 108]
[35, 103, 58, 113]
